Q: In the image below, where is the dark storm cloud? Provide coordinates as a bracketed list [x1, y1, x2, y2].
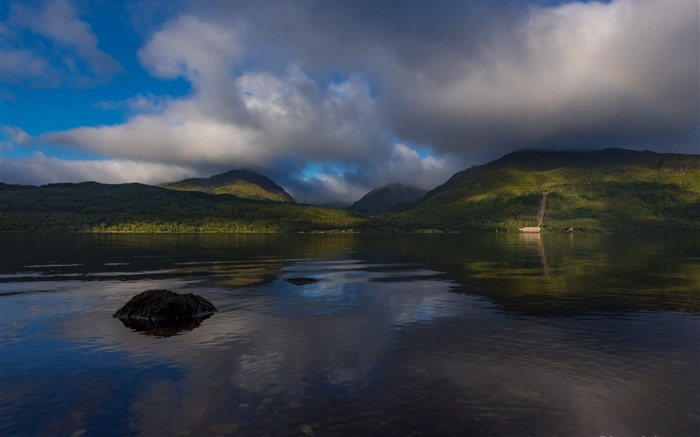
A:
[190, 0, 699, 160]
[6, 0, 698, 201]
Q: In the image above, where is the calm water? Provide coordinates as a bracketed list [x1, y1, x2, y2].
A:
[1, 233, 699, 436]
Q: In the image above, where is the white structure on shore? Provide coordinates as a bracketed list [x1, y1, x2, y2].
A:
[519, 192, 549, 233]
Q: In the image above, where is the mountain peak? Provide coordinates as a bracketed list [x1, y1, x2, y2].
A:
[349, 183, 427, 215]
[159, 169, 295, 203]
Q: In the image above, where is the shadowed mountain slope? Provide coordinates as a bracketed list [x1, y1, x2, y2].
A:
[0, 182, 363, 232]
[349, 183, 427, 215]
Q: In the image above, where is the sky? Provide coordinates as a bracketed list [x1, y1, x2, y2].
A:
[1, 0, 698, 204]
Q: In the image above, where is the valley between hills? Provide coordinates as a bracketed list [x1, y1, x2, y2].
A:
[2, 149, 699, 233]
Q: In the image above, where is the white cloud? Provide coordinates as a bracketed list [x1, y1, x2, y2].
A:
[2, 125, 30, 146]
[37, 15, 392, 195]
[2, 0, 122, 87]
[7, 0, 697, 202]
[138, 15, 240, 84]
[384, 143, 458, 189]
[0, 153, 194, 185]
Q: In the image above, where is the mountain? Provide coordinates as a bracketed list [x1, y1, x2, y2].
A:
[0, 182, 363, 232]
[386, 149, 700, 233]
[159, 169, 295, 203]
[349, 183, 427, 215]
[3, 149, 698, 233]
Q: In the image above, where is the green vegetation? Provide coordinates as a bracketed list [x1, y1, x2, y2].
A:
[159, 169, 295, 202]
[0, 182, 364, 232]
[2, 149, 698, 233]
[382, 149, 700, 233]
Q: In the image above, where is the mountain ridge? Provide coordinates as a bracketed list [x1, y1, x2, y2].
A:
[159, 169, 295, 203]
[2, 148, 698, 233]
[387, 148, 700, 232]
[349, 183, 427, 215]
[0, 181, 361, 232]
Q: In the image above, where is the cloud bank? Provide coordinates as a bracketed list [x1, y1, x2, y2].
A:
[2, 0, 698, 203]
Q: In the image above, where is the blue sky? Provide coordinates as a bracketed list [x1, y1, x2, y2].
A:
[1, 0, 698, 203]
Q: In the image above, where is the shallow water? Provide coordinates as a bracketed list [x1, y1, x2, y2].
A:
[1, 233, 699, 436]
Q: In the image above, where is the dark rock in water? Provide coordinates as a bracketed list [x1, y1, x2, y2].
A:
[113, 289, 217, 320]
[285, 277, 319, 285]
[113, 289, 217, 337]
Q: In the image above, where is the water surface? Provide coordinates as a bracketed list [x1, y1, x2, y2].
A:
[1, 233, 699, 436]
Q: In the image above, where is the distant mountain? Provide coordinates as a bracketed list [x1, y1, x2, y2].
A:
[159, 169, 294, 203]
[349, 183, 427, 215]
[387, 148, 700, 233]
[318, 201, 354, 210]
[4, 149, 698, 234]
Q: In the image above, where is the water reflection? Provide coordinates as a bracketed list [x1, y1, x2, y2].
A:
[116, 314, 213, 337]
[1, 233, 698, 436]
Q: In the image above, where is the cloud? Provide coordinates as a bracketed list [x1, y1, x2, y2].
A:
[2, 126, 30, 146]
[0, 48, 56, 85]
[0, 152, 194, 185]
[10, 0, 699, 202]
[190, 0, 698, 156]
[379, 0, 699, 160]
[138, 14, 240, 84]
[1, 0, 122, 87]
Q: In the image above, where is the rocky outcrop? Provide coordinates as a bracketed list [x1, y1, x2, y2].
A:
[114, 289, 217, 321]
[113, 289, 217, 337]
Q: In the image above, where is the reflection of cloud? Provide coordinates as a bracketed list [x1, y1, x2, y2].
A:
[3, 244, 698, 435]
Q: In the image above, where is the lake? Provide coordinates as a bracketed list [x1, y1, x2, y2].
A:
[1, 233, 699, 436]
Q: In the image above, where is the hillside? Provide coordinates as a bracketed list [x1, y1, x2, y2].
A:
[159, 169, 295, 202]
[3, 149, 698, 233]
[349, 183, 427, 215]
[0, 182, 363, 232]
[386, 149, 700, 233]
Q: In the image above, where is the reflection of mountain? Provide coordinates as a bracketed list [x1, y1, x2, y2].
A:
[4, 233, 699, 436]
[3, 233, 698, 316]
[384, 233, 700, 315]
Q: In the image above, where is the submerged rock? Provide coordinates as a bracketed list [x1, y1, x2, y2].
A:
[114, 289, 216, 325]
[285, 277, 319, 285]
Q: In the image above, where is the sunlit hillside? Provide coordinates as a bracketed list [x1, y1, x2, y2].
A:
[386, 149, 700, 232]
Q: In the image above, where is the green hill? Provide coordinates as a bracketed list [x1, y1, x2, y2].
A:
[159, 169, 295, 202]
[0, 182, 363, 232]
[386, 149, 700, 233]
[2, 149, 698, 233]
[349, 183, 427, 215]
